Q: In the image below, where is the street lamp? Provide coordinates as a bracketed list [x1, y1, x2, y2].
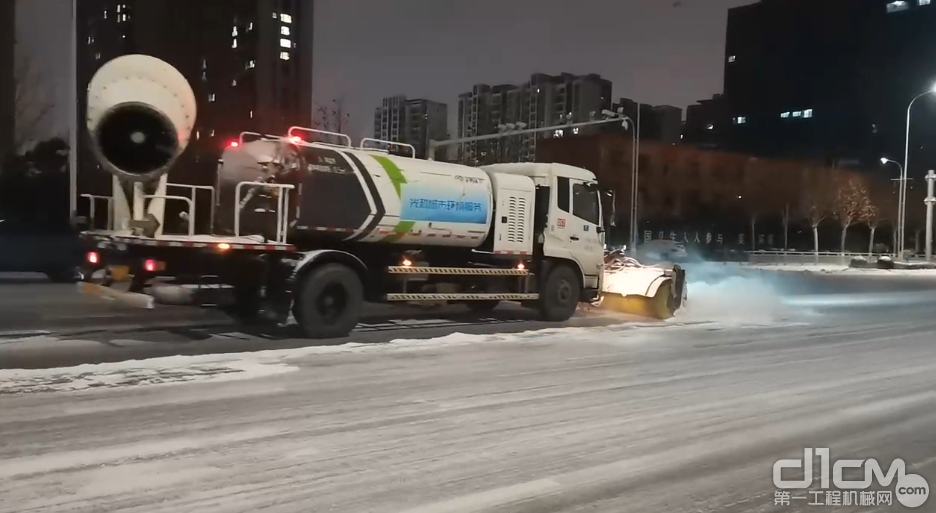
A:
[69, 0, 78, 222]
[897, 82, 936, 258]
[602, 108, 640, 252]
[881, 157, 904, 257]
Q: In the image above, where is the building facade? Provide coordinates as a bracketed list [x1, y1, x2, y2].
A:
[76, 0, 313, 194]
[608, 98, 684, 145]
[0, 0, 14, 160]
[720, 0, 936, 172]
[456, 73, 612, 165]
[372, 96, 448, 159]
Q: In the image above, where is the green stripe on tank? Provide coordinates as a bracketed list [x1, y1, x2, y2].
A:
[372, 155, 407, 197]
[371, 155, 413, 241]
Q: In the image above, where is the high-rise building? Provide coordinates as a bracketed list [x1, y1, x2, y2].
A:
[456, 73, 612, 165]
[608, 99, 684, 145]
[76, 0, 314, 192]
[0, 0, 14, 160]
[720, 0, 936, 170]
[372, 96, 448, 159]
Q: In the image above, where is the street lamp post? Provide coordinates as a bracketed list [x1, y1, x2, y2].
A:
[69, 0, 78, 222]
[881, 157, 905, 258]
[898, 83, 936, 258]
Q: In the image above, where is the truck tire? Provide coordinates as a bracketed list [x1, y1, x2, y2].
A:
[538, 264, 580, 322]
[294, 263, 362, 339]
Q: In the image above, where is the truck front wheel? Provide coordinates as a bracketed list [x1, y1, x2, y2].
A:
[538, 264, 580, 322]
[294, 263, 363, 339]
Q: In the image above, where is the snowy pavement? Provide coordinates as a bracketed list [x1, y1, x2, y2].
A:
[2, 277, 936, 511]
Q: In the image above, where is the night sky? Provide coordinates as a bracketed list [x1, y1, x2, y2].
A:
[17, 0, 752, 141]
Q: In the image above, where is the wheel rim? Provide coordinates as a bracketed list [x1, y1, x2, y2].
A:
[316, 283, 347, 323]
[556, 279, 573, 305]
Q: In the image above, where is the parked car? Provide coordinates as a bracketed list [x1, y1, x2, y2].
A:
[0, 217, 82, 282]
[636, 240, 689, 264]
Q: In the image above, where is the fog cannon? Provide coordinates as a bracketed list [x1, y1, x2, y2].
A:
[86, 54, 197, 182]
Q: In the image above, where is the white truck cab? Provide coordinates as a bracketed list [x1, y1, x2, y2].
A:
[481, 163, 605, 296]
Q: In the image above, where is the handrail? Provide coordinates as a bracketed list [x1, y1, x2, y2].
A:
[359, 137, 416, 157]
[166, 183, 216, 234]
[233, 181, 295, 243]
[287, 126, 352, 147]
[141, 194, 195, 235]
[80, 194, 113, 230]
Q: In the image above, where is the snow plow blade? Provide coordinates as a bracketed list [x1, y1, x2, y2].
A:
[595, 251, 687, 319]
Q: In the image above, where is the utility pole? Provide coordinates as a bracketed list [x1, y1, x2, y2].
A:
[69, 0, 79, 222]
[926, 170, 935, 261]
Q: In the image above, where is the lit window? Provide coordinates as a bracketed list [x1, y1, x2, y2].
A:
[247, 22, 254, 30]
[793, 111, 803, 117]
[87, 36, 93, 44]
[232, 79, 237, 86]
[232, 38, 238, 48]
[121, 14, 127, 21]
[232, 27, 238, 37]
[803, 109, 813, 118]
[249, 110, 254, 118]
[195, 131, 200, 140]
[706, 124, 714, 130]
[95, 52, 102, 60]
[209, 93, 216, 102]
[728, 55, 736, 63]
[210, 129, 215, 136]
[272, 12, 278, 18]
[246, 59, 255, 69]
[920, 0, 930, 5]
[553, 129, 564, 137]
[887, 1, 909, 12]
[103, 10, 107, 18]
[781, 111, 790, 118]
[572, 127, 579, 134]
[281, 26, 290, 35]
[279, 51, 290, 60]
[281, 13, 292, 23]
[280, 38, 291, 48]
[202, 58, 207, 69]
[734, 116, 746, 124]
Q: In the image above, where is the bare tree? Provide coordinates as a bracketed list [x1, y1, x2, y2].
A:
[864, 177, 896, 255]
[312, 98, 351, 133]
[13, 50, 55, 152]
[740, 159, 771, 250]
[798, 167, 835, 258]
[831, 169, 870, 253]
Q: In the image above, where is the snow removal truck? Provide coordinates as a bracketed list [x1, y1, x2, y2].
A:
[76, 54, 686, 338]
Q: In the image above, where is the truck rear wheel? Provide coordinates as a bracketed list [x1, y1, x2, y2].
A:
[538, 264, 580, 322]
[294, 263, 362, 339]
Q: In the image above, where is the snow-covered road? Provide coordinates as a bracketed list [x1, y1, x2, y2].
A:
[3, 276, 936, 512]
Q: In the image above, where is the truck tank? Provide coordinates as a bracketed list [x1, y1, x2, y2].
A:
[217, 139, 493, 248]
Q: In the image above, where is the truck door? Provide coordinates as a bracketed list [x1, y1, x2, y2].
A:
[569, 178, 604, 286]
[545, 176, 603, 289]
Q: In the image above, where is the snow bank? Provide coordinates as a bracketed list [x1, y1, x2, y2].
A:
[1, 313, 803, 395]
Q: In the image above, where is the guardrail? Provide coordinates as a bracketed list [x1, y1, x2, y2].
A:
[741, 251, 891, 266]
